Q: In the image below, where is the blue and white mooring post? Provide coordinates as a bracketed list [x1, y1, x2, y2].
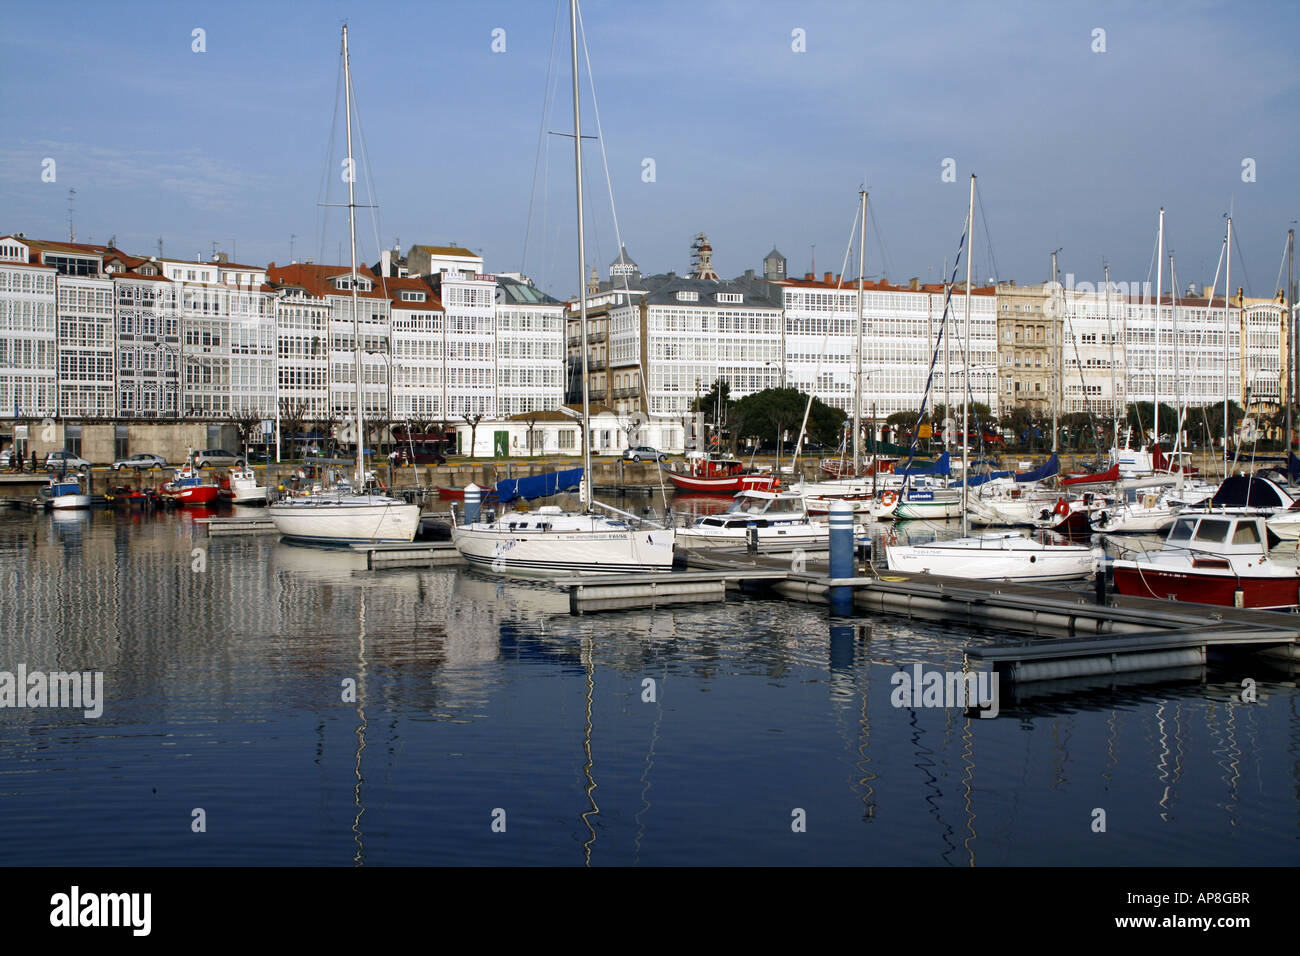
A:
[828, 500, 855, 616]
[464, 482, 482, 525]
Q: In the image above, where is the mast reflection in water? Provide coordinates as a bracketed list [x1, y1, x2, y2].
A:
[0, 508, 1296, 866]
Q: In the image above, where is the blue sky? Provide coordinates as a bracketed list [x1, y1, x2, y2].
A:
[2, 0, 1297, 299]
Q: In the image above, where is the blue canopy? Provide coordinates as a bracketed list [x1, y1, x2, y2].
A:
[961, 469, 1013, 487]
[1014, 453, 1059, 483]
[496, 467, 584, 503]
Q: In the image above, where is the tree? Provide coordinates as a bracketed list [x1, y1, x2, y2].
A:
[226, 409, 263, 459]
[462, 413, 485, 459]
[278, 399, 309, 459]
[733, 387, 845, 452]
[690, 378, 734, 448]
[1124, 402, 1181, 443]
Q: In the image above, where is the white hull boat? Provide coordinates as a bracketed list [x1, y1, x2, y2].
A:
[452, 506, 674, 575]
[269, 494, 420, 544]
[892, 488, 963, 521]
[675, 489, 867, 552]
[227, 467, 268, 505]
[886, 531, 1099, 582]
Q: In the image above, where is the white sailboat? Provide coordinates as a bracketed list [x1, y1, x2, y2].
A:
[268, 25, 419, 546]
[886, 175, 1098, 581]
[450, 0, 674, 577]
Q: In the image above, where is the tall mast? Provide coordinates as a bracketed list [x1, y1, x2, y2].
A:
[570, 0, 592, 508]
[1050, 250, 1060, 454]
[1105, 263, 1117, 453]
[961, 174, 974, 537]
[342, 25, 363, 489]
[1154, 207, 1164, 446]
[1287, 228, 1295, 455]
[853, 189, 866, 474]
[1224, 215, 1232, 470]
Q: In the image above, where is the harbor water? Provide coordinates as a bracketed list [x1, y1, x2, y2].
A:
[0, 503, 1297, 866]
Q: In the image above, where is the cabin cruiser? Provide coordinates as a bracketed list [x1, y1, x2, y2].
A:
[675, 489, 868, 552]
[1111, 513, 1300, 609]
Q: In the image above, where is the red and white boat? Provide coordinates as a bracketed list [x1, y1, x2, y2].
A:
[1112, 513, 1300, 609]
[160, 464, 219, 506]
[662, 452, 778, 494]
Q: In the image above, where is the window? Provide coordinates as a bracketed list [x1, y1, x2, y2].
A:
[1232, 522, 1261, 545]
[1193, 519, 1230, 543]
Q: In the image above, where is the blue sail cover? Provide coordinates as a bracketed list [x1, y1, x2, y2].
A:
[495, 467, 584, 503]
[1014, 453, 1059, 483]
[961, 469, 1012, 487]
[897, 451, 951, 476]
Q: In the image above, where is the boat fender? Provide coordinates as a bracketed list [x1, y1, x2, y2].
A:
[880, 491, 897, 507]
[1097, 511, 1108, 526]
[1054, 498, 1070, 518]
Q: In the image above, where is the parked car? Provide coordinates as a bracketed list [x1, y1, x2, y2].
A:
[622, 446, 667, 462]
[112, 453, 167, 471]
[44, 450, 92, 471]
[193, 449, 243, 468]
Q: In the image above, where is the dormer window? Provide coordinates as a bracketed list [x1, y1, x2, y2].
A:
[399, 290, 425, 302]
[716, 292, 742, 303]
[675, 290, 698, 302]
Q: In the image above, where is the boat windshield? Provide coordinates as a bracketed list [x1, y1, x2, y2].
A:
[1232, 522, 1261, 546]
[1168, 518, 1196, 542]
[1193, 519, 1231, 544]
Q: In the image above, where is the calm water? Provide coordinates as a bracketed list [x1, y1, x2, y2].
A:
[0, 504, 1296, 866]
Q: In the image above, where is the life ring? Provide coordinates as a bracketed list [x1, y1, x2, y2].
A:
[879, 491, 897, 507]
[1054, 498, 1070, 518]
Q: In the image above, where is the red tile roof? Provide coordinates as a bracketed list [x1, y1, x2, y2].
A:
[266, 263, 389, 300]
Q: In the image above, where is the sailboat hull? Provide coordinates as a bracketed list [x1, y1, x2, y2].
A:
[886, 535, 1097, 581]
[268, 497, 420, 544]
[452, 522, 675, 576]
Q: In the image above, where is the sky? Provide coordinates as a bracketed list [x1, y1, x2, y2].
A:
[1, 0, 1297, 301]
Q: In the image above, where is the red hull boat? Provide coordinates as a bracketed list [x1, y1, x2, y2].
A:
[662, 452, 778, 495]
[1112, 513, 1300, 609]
[663, 471, 780, 494]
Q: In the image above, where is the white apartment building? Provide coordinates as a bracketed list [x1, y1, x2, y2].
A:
[56, 274, 115, 418]
[215, 260, 276, 419]
[1058, 283, 1283, 417]
[430, 271, 497, 419]
[113, 269, 180, 418]
[780, 275, 999, 421]
[17, 239, 115, 419]
[620, 275, 784, 420]
[0, 237, 58, 419]
[494, 275, 565, 419]
[387, 276, 444, 421]
[267, 264, 391, 421]
[271, 281, 330, 420]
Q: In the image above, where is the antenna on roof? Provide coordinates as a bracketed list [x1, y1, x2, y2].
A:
[67, 188, 76, 242]
[290, 234, 296, 263]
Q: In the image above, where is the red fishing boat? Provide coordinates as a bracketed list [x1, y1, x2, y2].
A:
[159, 465, 219, 506]
[1112, 513, 1300, 609]
[662, 452, 779, 494]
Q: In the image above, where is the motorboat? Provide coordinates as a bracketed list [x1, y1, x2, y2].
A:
[159, 464, 219, 506]
[1111, 513, 1300, 609]
[674, 489, 867, 552]
[661, 451, 778, 494]
[220, 466, 268, 505]
[40, 474, 90, 510]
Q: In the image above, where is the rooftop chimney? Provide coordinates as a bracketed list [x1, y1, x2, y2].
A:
[805, 272, 814, 281]
[909, 277, 920, 291]
[824, 272, 832, 283]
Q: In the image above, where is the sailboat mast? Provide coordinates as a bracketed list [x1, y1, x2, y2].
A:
[1224, 215, 1232, 471]
[853, 189, 866, 474]
[1154, 207, 1164, 447]
[570, 0, 592, 509]
[1287, 228, 1295, 455]
[342, 25, 363, 488]
[1105, 263, 1117, 453]
[961, 174, 974, 537]
[1051, 250, 1060, 454]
